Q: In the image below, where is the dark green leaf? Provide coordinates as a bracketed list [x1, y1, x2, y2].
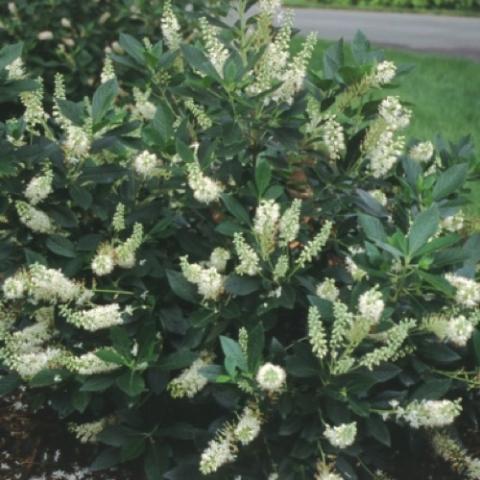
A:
[408, 206, 439, 255]
[432, 163, 468, 201]
[92, 79, 118, 125]
[46, 235, 76, 258]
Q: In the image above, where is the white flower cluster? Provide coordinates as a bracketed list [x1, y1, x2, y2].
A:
[161, 0, 181, 50]
[440, 212, 464, 233]
[180, 256, 225, 301]
[233, 233, 261, 276]
[133, 88, 156, 120]
[379, 96, 412, 130]
[366, 96, 411, 178]
[64, 124, 91, 162]
[199, 405, 262, 475]
[308, 306, 328, 360]
[323, 115, 346, 161]
[0, 309, 63, 379]
[6, 58, 26, 80]
[185, 98, 213, 130]
[345, 248, 368, 281]
[199, 17, 229, 76]
[100, 56, 115, 84]
[431, 431, 480, 480]
[315, 464, 344, 480]
[25, 167, 53, 205]
[16, 201, 53, 233]
[69, 418, 108, 444]
[209, 247, 231, 273]
[91, 222, 143, 276]
[296, 220, 333, 268]
[374, 61, 397, 85]
[359, 318, 416, 370]
[254, 199, 281, 256]
[259, 0, 282, 16]
[134, 150, 160, 177]
[199, 429, 238, 475]
[445, 273, 480, 308]
[409, 141, 434, 163]
[368, 128, 405, 179]
[423, 312, 478, 347]
[187, 162, 224, 204]
[369, 189, 388, 207]
[66, 351, 121, 376]
[272, 33, 317, 105]
[3, 263, 84, 305]
[396, 398, 462, 429]
[358, 286, 384, 324]
[316, 278, 339, 302]
[324, 422, 357, 449]
[61, 304, 124, 332]
[256, 362, 286, 393]
[234, 405, 262, 445]
[168, 354, 212, 399]
[20, 80, 48, 130]
[247, 13, 292, 97]
[279, 199, 302, 246]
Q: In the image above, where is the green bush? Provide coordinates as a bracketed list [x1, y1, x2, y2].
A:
[1, 1, 480, 479]
[0, 0, 229, 97]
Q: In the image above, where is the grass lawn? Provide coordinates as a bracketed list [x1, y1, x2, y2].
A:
[295, 38, 480, 215]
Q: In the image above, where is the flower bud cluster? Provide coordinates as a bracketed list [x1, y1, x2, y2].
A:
[396, 398, 462, 429]
[180, 256, 225, 301]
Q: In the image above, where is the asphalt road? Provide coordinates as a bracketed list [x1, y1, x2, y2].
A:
[292, 8, 480, 60]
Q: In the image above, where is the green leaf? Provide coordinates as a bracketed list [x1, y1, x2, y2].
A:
[411, 378, 452, 400]
[46, 235, 76, 258]
[255, 156, 272, 196]
[90, 448, 121, 471]
[408, 206, 439, 255]
[224, 274, 261, 296]
[351, 30, 371, 65]
[116, 371, 145, 397]
[221, 194, 250, 225]
[220, 336, 247, 376]
[80, 375, 115, 392]
[152, 104, 173, 144]
[0, 43, 23, 72]
[145, 443, 169, 480]
[358, 213, 387, 243]
[119, 33, 145, 65]
[181, 45, 221, 81]
[0, 374, 21, 396]
[30, 369, 68, 388]
[69, 185, 93, 209]
[157, 350, 197, 371]
[472, 330, 480, 366]
[92, 79, 118, 125]
[366, 415, 391, 447]
[166, 269, 198, 303]
[247, 324, 265, 372]
[96, 348, 128, 366]
[323, 39, 344, 80]
[432, 163, 468, 201]
[56, 99, 85, 126]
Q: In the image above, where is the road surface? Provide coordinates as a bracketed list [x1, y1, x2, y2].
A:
[292, 8, 480, 60]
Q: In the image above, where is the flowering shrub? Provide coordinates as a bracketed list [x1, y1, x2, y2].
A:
[0, 0, 229, 99]
[1, 1, 480, 478]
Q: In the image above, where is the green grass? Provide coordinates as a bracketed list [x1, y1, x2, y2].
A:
[285, 0, 480, 17]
